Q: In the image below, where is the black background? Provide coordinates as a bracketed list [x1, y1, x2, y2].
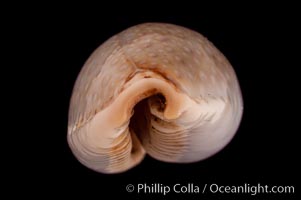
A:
[18, 5, 299, 199]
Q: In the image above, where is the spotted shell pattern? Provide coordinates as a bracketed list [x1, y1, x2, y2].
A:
[67, 23, 243, 174]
